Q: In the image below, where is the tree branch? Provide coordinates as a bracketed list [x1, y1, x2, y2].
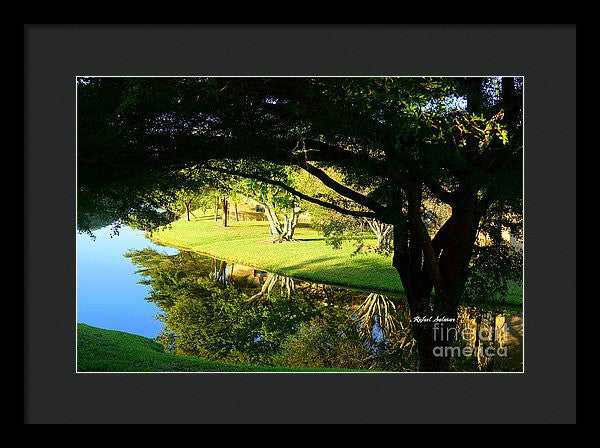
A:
[291, 156, 386, 214]
[202, 165, 378, 219]
[423, 181, 456, 205]
[406, 189, 444, 292]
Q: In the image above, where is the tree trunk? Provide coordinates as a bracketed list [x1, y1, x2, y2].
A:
[234, 203, 239, 221]
[221, 198, 229, 227]
[262, 202, 281, 236]
[214, 196, 219, 222]
[261, 203, 300, 242]
[366, 219, 393, 252]
[284, 206, 300, 240]
[391, 197, 482, 371]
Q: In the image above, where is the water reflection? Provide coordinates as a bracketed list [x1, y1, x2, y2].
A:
[126, 248, 523, 372]
[456, 307, 524, 372]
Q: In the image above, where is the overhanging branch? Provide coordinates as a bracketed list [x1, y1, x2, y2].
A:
[291, 157, 386, 214]
[201, 165, 379, 219]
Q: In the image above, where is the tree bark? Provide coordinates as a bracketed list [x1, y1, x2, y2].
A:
[260, 202, 300, 241]
[262, 202, 281, 236]
[221, 198, 229, 227]
[366, 219, 393, 251]
[391, 196, 482, 371]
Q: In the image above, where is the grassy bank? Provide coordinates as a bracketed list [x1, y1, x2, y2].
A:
[151, 213, 523, 306]
[77, 324, 362, 372]
[151, 214, 404, 293]
[152, 218, 402, 292]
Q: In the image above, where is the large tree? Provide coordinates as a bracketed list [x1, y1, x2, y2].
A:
[78, 77, 522, 370]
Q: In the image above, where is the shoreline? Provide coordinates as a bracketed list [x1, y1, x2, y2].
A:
[148, 223, 523, 311]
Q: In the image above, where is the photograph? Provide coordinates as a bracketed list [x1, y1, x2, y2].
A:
[76, 76, 524, 373]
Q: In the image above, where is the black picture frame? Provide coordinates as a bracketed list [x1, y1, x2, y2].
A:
[24, 24, 576, 423]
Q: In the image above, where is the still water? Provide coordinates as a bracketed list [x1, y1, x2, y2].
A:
[77, 225, 523, 372]
[77, 226, 178, 337]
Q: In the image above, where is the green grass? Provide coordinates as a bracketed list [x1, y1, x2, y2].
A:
[151, 213, 523, 306]
[77, 323, 363, 372]
[151, 214, 404, 293]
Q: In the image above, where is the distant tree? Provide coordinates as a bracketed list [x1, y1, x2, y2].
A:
[203, 164, 304, 240]
[238, 177, 302, 242]
[169, 188, 201, 221]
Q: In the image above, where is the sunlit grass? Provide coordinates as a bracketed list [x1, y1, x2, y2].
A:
[151, 213, 404, 293]
[150, 212, 523, 305]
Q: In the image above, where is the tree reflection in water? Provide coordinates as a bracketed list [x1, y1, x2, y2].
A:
[250, 272, 296, 301]
[126, 248, 522, 372]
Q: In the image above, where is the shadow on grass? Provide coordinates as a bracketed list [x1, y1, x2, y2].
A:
[278, 256, 341, 271]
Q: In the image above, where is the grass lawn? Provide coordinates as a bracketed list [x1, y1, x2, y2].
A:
[151, 212, 522, 306]
[77, 324, 364, 372]
[151, 214, 404, 293]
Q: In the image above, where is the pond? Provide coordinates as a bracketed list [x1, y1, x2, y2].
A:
[77, 225, 178, 337]
[77, 225, 523, 372]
